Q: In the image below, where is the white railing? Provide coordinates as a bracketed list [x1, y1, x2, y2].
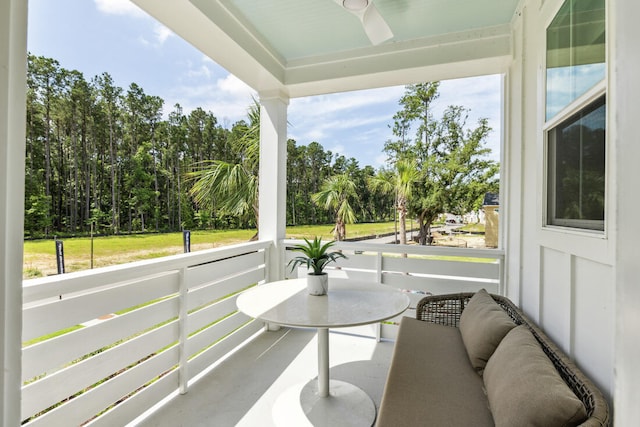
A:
[20, 238, 504, 426]
[21, 240, 270, 426]
[284, 239, 505, 336]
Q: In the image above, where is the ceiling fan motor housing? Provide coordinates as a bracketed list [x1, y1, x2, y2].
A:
[343, 0, 369, 12]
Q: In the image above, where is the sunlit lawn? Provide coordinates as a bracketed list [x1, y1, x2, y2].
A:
[23, 222, 399, 278]
[23, 222, 494, 278]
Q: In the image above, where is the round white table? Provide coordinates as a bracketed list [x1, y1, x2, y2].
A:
[236, 278, 410, 426]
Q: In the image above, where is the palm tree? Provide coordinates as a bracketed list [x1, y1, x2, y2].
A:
[369, 159, 420, 246]
[187, 99, 260, 237]
[312, 173, 357, 241]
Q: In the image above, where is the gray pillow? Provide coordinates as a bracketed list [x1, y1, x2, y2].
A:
[483, 325, 588, 427]
[459, 289, 515, 374]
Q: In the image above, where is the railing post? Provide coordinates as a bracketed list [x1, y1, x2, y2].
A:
[178, 266, 189, 394]
[264, 244, 270, 280]
[498, 256, 505, 295]
[376, 250, 383, 341]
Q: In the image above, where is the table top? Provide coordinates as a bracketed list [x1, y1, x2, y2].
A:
[236, 278, 410, 328]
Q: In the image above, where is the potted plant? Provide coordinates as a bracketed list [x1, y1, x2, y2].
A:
[288, 237, 347, 295]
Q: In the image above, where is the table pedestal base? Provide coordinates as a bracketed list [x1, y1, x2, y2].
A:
[273, 379, 376, 427]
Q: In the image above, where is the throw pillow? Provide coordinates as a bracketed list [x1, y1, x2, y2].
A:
[483, 325, 588, 427]
[459, 288, 516, 374]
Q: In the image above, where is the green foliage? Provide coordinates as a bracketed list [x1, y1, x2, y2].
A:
[186, 99, 260, 231]
[24, 53, 498, 246]
[23, 267, 43, 278]
[23, 324, 84, 347]
[369, 159, 420, 244]
[25, 194, 52, 238]
[312, 173, 358, 241]
[287, 237, 347, 275]
[387, 82, 499, 244]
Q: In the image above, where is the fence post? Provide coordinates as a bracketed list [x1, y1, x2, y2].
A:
[183, 230, 191, 253]
[55, 240, 65, 274]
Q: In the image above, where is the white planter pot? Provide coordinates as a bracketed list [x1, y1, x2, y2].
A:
[306, 273, 328, 296]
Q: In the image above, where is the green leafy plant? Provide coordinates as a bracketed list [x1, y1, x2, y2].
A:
[288, 237, 347, 275]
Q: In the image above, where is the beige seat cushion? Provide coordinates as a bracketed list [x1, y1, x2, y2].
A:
[483, 325, 588, 427]
[459, 289, 516, 374]
[376, 317, 494, 427]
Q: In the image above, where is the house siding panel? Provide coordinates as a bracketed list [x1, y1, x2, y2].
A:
[504, 0, 615, 410]
[573, 257, 614, 402]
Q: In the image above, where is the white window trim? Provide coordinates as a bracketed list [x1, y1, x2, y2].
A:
[544, 80, 607, 132]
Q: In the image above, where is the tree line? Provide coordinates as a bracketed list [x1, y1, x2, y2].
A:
[25, 53, 498, 244]
[24, 54, 393, 238]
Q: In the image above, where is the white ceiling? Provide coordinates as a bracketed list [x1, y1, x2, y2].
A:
[133, 0, 522, 97]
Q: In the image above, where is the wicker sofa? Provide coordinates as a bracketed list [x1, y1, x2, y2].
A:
[376, 290, 610, 427]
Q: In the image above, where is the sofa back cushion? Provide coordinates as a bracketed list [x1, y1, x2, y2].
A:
[459, 288, 516, 374]
[483, 325, 588, 427]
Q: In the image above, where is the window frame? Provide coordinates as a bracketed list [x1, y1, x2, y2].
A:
[543, 81, 606, 234]
[542, 0, 607, 235]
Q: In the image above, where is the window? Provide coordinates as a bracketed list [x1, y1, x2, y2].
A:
[545, 0, 606, 232]
[547, 97, 605, 230]
[546, 0, 605, 121]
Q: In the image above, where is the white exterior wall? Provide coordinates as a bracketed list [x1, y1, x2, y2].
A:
[505, 0, 615, 408]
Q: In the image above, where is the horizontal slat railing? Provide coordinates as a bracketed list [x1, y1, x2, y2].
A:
[21, 240, 270, 426]
[283, 239, 505, 338]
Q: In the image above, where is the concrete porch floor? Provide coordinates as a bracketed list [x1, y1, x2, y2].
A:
[134, 324, 395, 427]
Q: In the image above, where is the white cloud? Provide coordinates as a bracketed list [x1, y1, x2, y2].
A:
[95, 1, 172, 48]
[288, 86, 401, 149]
[164, 79, 256, 126]
[294, 128, 325, 142]
[137, 35, 150, 47]
[186, 65, 211, 79]
[374, 153, 389, 168]
[290, 86, 402, 122]
[159, 59, 257, 125]
[437, 76, 500, 114]
[287, 75, 502, 166]
[216, 74, 255, 99]
[94, 0, 147, 18]
[154, 23, 174, 45]
[330, 144, 345, 156]
[137, 24, 174, 48]
[164, 66, 500, 166]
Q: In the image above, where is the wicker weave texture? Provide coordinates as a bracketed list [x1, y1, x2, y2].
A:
[415, 292, 610, 427]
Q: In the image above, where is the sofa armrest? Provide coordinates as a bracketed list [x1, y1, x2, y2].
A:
[416, 292, 474, 327]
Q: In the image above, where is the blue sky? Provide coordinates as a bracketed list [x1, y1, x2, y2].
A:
[27, 0, 501, 168]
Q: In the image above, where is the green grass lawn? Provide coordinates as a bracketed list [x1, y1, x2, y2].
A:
[23, 221, 492, 278]
[23, 222, 399, 278]
[460, 223, 486, 233]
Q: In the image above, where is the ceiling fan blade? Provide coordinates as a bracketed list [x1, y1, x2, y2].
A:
[361, 3, 393, 45]
[335, 0, 394, 45]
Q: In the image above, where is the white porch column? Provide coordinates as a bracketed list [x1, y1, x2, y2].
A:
[0, 0, 27, 425]
[612, 0, 640, 424]
[258, 92, 289, 282]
